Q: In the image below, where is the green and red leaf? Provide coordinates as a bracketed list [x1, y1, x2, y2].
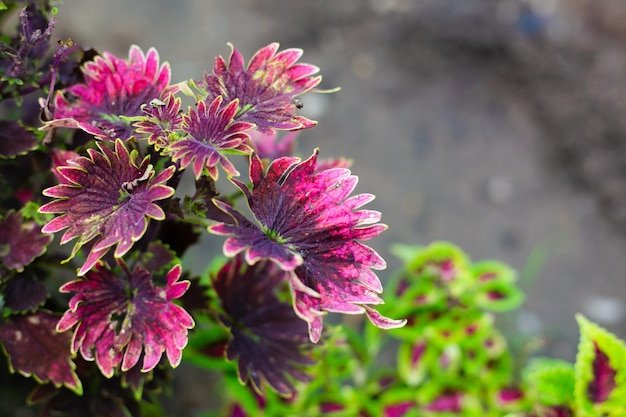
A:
[574, 315, 626, 416]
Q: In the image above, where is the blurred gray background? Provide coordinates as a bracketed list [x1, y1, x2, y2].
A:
[49, 0, 626, 414]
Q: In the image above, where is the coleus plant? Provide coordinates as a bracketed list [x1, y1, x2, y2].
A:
[1, 2, 625, 417]
[0, 1, 404, 415]
[217, 243, 626, 417]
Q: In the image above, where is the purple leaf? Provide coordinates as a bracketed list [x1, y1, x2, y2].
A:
[165, 96, 253, 180]
[29, 367, 142, 417]
[43, 45, 171, 141]
[39, 139, 175, 275]
[0, 311, 82, 394]
[213, 255, 314, 395]
[209, 151, 405, 342]
[3, 272, 48, 311]
[0, 211, 52, 272]
[133, 89, 183, 150]
[50, 148, 80, 184]
[56, 261, 194, 377]
[199, 43, 322, 134]
[0, 3, 57, 99]
[0, 121, 38, 157]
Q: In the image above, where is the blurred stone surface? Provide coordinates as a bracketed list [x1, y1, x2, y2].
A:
[50, 0, 626, 414]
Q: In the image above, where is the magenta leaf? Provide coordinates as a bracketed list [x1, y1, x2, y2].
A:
[199, 43, 322, 133]
[39, 139, 175, 275]
[384, 401, 415, 417]
[209, 151, 405, 342]
[587, 342, 616, 403]
[164, 96, 253, 179]
[248, 130, 298, 160]
[133, 89, 183, 150]
[50, 148, 80, 184]
[213, 255, 314, 395]
[0, 311, 82, 394]
[315, 156, 353, 172]
[0, 211, 52, 272]
[56, 260, 194, 377]
[44, 45, 171, 141]
[497, 387, 524, 404]
[0, 121, 38, 157]
[424, 391, 463, 413]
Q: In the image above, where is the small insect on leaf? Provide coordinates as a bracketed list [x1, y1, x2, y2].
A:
[292, 97, 304, 109]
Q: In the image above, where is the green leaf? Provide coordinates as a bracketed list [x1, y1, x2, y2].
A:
[471, 260, 516, 284]
[373, 386, 420, 417]
[468, 261, 524, 312]
[472, 280, 525, 312]
[223, 373, 262, 415]
[386, 275, 448, 320]
[404, 241, 470, 277]
[523, 358, 575, 407]
[574, 315, 626, 417]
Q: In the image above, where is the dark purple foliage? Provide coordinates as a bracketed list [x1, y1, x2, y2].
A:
[29, 376, 140, 417]
[213, 255, 314, 395]
[0, 311, 81, 393]
[0, 211, 52, 272]
[0, 3, 55, 100]
[0, 121, 38, 157]
[3, 272, 48, 311]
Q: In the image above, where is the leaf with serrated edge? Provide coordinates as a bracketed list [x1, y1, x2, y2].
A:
[575, 315, 626, 416]
[0, 311, 82, 394]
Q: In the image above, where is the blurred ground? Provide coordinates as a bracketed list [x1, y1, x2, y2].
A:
[47, 0, 626, 414]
